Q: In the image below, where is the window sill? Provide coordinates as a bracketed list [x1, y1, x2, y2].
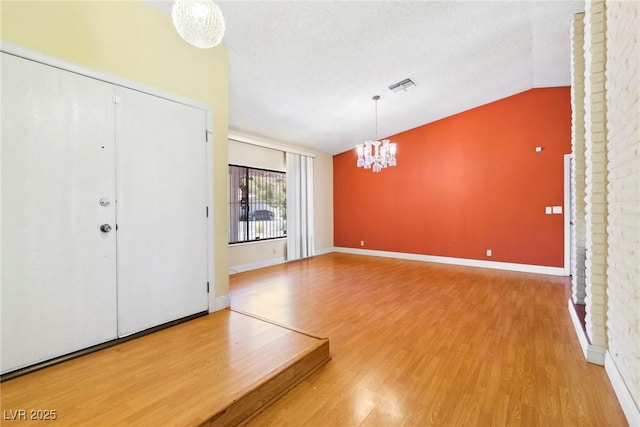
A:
[229, 237, 286, 247]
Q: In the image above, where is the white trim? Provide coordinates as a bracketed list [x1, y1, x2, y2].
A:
[229, 257, 287, 274]
[567, 299, 606, 365]
[334, 247, 566, 276]
[229, 237, 286, 248]
[229, 248, 333, 275]
[229, 130, 317, 158]
[314, 247, 334, 256]
[605, 351, 640, 427]
[206, 126, 216, 313]
[1, 42, 218, 314]
[568, 299, 590, 352]
[212, 296, 231, 312]
[586, 345, 606, 365]
[564, 154, 572, 276]
[228, 249, 332, 275]
[0, 42, 211, 113]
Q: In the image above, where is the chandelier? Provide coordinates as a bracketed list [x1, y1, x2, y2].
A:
[356, 95, 397, 173]
[172, 0, 226, 49]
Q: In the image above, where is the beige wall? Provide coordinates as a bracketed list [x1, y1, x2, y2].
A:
[229, 140, 286, 171]
[0, 0, 230, 298]
[228, 139, 333, 272]
[229, 240, 287, 273]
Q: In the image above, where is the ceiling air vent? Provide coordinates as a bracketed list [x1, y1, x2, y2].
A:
[388, 78, 416, 94]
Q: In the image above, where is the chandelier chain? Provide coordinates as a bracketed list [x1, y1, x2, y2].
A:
[373, 95, 380, 141]
[375, 97, 378, 141]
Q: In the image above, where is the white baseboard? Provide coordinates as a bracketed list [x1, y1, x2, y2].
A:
[211, 295, 230, 312]
[567, 299, 606, 365]
[229, 249, 335, 275]
[229, 257, 286, 274]
[568, 299, 590, 351]
[314, 247, 334, 256]
[586, 344, 607, 365]
[334, 247, 566, 276]
[605, 352, 640, 427]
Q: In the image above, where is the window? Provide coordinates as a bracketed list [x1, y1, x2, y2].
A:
[228, 165, 286, 244]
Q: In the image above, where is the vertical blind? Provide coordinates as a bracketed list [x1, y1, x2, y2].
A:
[286, 153, 314, 260]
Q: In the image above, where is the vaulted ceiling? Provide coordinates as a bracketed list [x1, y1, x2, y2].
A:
[149, 1, 584, 155]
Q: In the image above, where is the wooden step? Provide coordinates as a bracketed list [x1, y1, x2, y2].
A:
[0, 309, 330, 426]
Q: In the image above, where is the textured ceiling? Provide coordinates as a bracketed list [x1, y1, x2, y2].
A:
[149, 1, 584, 155]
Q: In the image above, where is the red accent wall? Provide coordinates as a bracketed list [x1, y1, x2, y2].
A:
[333, 88, 571, 267]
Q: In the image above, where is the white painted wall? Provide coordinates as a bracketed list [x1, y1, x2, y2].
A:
[570, 1, 640, 423]
[583, 0, 609, 349]
[313, 152, 334, 253]
[605, 0, 640, 421]
[570, 12, 587, 304]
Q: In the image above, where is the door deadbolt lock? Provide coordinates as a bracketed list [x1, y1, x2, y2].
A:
[99, 198, 111, 207]
[100, 224, 112, 233]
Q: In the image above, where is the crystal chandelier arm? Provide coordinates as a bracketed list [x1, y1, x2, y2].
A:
[354, 95, 397, 173]
[356, 144, 365, 167]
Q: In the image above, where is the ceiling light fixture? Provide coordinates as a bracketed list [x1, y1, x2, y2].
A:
[172, 0, 226, 49]
[356, 95, 397, 173]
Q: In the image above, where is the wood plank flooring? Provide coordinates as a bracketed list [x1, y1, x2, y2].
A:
[230, 253, 628, 427]
[0, 310, 329, 426]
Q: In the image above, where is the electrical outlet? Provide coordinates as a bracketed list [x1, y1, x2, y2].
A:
[486, 249, 492, 256]
[360, 240, 364, 247]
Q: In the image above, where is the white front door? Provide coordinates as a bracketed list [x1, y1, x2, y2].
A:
[115, 87, 209, 337]
[1, 53, 118, 373]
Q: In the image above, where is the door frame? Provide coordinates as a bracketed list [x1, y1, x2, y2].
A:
[564, 154, 573, 277]
[1, 42, 217, 313]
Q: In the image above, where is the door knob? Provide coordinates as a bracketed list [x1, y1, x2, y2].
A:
[100, 224, 112, 233]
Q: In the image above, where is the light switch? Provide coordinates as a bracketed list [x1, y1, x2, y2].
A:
[553, 206, 563, 214]
[545, 207, 552, 214]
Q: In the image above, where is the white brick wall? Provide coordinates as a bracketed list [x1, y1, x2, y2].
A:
[605, 0, 640, 411]
[571, 13, 587, 304]
[584, 0, 609, 348]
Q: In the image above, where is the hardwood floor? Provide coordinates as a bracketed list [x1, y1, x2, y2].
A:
[0, 310, 329, 426]
[230, 253, 627, 427]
